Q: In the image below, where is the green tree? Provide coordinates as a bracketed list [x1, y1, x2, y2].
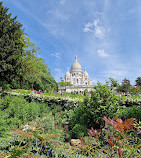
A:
[106, 77, 119, 88]
[0, 2, 24, 84]
[69, 82, 119, 129]
[135, 77, 141, 87]
[0, 3, 58, 91]
[118, 78, 132, 93]
[58, 81, 73, 87]
[20, 36, 58, 91]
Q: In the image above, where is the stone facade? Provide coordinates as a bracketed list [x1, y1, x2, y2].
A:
[59, 56, 93, 94]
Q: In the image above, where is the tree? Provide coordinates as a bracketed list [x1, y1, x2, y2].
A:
[106, 77, 119, 88]
[0, 3, 58, 91]
[0, 2, 24, 84]
[118, 78, 132, 93]
[20, 36, 58, 91]
[58, 81, 73, 87]
[135, 77, 141, 87]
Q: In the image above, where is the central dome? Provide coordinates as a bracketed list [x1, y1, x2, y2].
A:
[70, 55, 82, 73]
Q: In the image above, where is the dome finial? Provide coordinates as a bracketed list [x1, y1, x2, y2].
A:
[67, 67, 69, 71]
[85, 67, 86, 71]
[75, 55, 77, 61]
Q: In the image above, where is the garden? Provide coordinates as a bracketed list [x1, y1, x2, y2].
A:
[0, 2, 141, 157]
[0, 83, 141, 157]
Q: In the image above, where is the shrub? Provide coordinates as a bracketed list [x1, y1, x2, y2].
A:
[71, 124, 87, 139]
[116, 106, 141, 121]
[83, 116, 141, 158]
[0, 81, 11, 90]
[69, 82, 120, 129]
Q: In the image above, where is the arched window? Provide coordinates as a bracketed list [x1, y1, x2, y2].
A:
[77, 79, 79, 83]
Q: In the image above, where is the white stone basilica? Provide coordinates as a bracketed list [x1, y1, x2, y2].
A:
[59, 56, 93, 94]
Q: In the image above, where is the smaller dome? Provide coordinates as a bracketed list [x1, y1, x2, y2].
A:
[84, 67, 89, 77]
[65, 67, 70, 77]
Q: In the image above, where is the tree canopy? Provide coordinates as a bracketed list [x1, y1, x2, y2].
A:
[135, 77, 141, 87]
[118, 78, 132, 93]
[106, 77, 119, 88]
[0, 2, 24, 83]
[0, 2, 58, 91]
[58, 81, 73, 87]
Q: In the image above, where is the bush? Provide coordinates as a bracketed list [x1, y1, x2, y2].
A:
[71, 124, 87, 139]
[0, 96, 52, 131]
[0, 81, 11, 90]
[116, 106, 141, 121]
[69, 83, 120, 129]
[69, 105, 91, 129]
[10, 79, 21, 89]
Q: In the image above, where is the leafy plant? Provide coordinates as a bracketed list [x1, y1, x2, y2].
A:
[83, 116, 141, 158]
[71, 124, 87, 139]
[116, 106, 141, 121]
[69, 82, 120, 129]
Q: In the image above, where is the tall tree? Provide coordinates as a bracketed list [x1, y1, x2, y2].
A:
[135, 77, 141, 87]
[106, 77, 119, 88]
[0, 3, 58, 91]
[118, 78, 132, 93]
[21, 36, 58, 91]
[0, 2, 24, 83]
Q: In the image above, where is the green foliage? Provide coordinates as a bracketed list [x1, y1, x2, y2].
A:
[84, 89, 89, 96]
[131, 86, 141, 95]
[117, 95, 141, 107]
[135, 77, 141, 87]
[3, 91, 82, 112]
[0, 116, 65, 157]
[69, 82, 120, 129]
[19, 36, 58, 91]
[0, 92, 141, 157]
[71, 124, 87, 139]
[118, 78, 132, 93]
[69, 105, 90, 129]
[0, 3, 58, 92]
[106, 77, 120, 87]
[116, 106, 141, 121]
[0, 81, 10, 90]
[83, 116, 141, 158]
[0, 95, 52, 137]
[58, 81, 73, 87]
[0, 2, 24, 84]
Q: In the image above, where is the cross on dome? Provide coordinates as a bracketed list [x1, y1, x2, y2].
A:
[75, 55, 77, 61]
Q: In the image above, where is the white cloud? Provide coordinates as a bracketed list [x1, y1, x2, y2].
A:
[83, 18, 107, 39]
[97, 49, 108, 58]
[95, 26, 105, 39]
[83, 26, 92, 33]
[51, 53, 62, 60]
[93, 19, 99, 27]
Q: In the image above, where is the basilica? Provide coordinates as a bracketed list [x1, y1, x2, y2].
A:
[59, 56, 93, 94]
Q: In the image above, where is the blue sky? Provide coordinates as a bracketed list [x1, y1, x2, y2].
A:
[3, 0, 141, 85]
